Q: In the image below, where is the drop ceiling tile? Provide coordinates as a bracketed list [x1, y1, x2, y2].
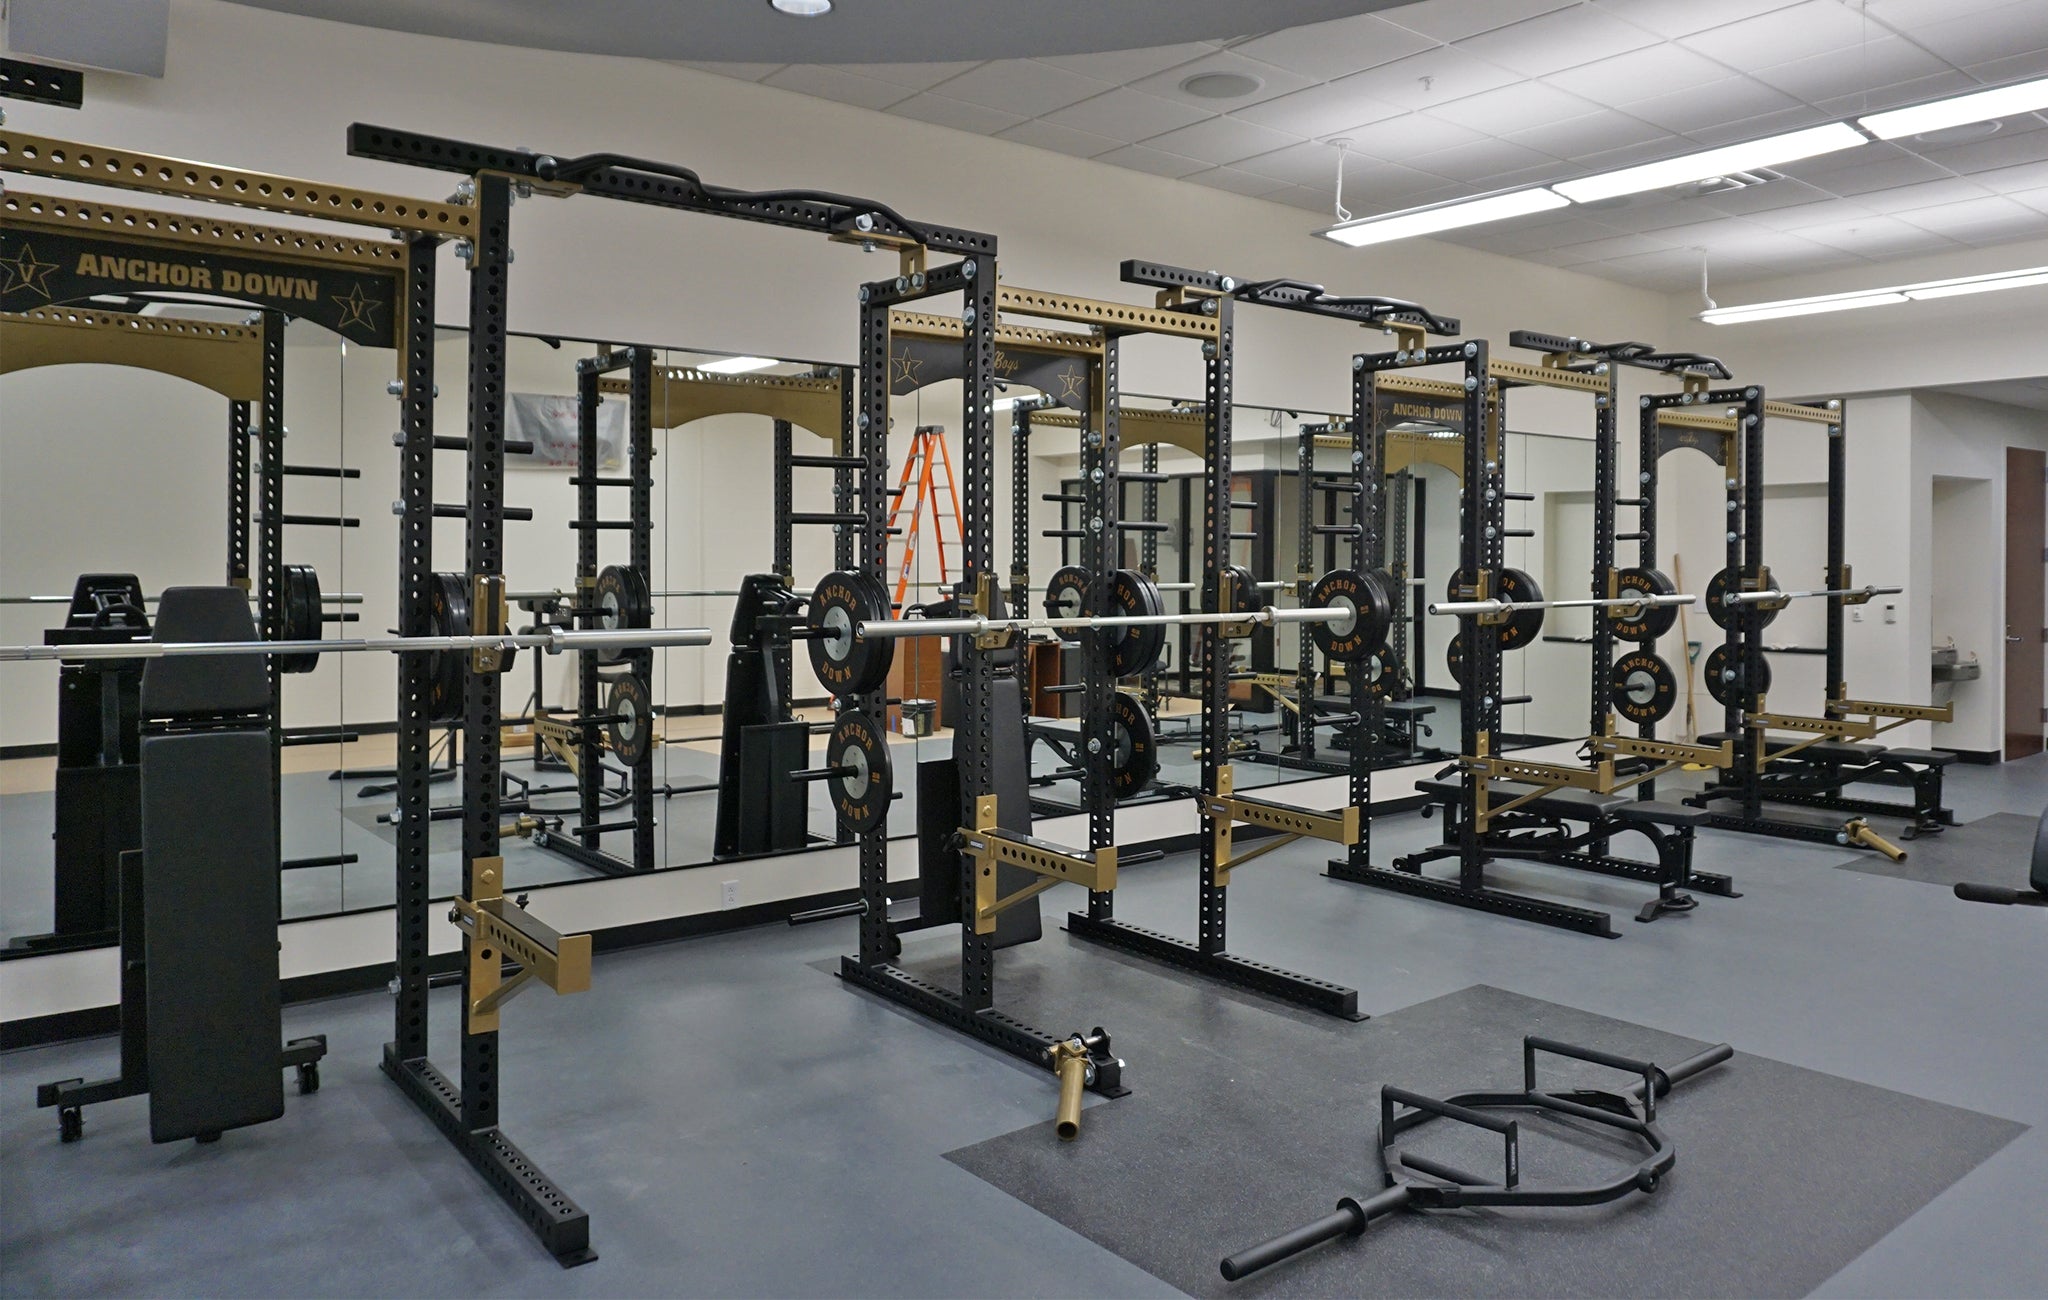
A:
[1965, 48, 2048, 82]
[1864, 0, 2016, 32]
[1040, 87, 1212, 141]
[994, 118, 1121, 159]
[1139, 114, 1306, 166]
[1182, 166, 1294, 198]
[1454, 4, 1663, 78]
[1853, 175, 2000, 212]
[1913, 126, 2048, 176]
[1813, 70, 1982, 117]
[1781, 149, 1952, 196]
[1383, 0, 1581, 44]
[1232, 81, 1406, 139]
[1236, 139, 1353, 185]
[1796, 214, 1965, 256]
[1681, 0, 1879, 68]
[1578, 260, 1716, 292]
[1091, 142, 1213, 179]
[674, 61, 785, 81]
[1550, 231, 1685, 261]
[1263, 184, 1343, 213]
[1972, 158, 2048, 193]
[1502, 213, 1640, 247]
[1621, 76, 1804, 133]
[1506, 109, 1677, 158]
[922, 60, 1113, 118]
[1678, 102, 1835, 145]
[1574, 192, 1731, 232]
[1542, 43, 1737, 103]
[1426, 81, 1602, 135]
[840, 61, 983, 91]
[1343, 112, 1490, 161]
[886, 93, 1025, 136]
[1229, 14, 1439, 82]
[1574, 135, 1710, 170]
[1336, 158, 1464, 203]
[1129, 49, 1319, 110]
[1591, 0, 1806, 40]
[762, 65, 914, 111]
[1901, 0, 2048, 68]
[1895, 194, 2048, 237]
[1747, 36, 1952, 105]
[1741, 196, 1883, 229]
[2010, 184, 2048, 213]
[1320, 46, 1525, 112]
[1035, 42, 1217, 84]
[1438, 220, 1617, 255]
[1405, 137, 1561, 183]
[1692, 177, 1838, 217]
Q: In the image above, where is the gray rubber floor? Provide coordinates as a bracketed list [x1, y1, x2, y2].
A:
[1828, 810, 2044, 889]
[946, 983, 2023, 1299]
[1, 755, 2044, 1298]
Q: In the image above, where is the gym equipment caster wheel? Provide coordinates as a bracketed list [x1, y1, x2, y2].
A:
[58, 1107, 83, 1144]
[297, 1061, 321, 1095]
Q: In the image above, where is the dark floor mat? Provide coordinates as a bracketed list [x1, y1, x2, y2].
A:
[1830, 811, 2042, 889]
[941, 973, 2024, 1300]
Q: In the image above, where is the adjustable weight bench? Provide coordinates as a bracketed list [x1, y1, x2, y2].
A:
[37, 587, 325, 1144]
[1414, 777, 1735, 924]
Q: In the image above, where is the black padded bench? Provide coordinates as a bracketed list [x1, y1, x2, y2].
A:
[1696, 728, 1955, 834]
[1413, 777, 1729, 922]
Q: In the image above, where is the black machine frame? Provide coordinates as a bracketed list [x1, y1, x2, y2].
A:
[1650, 395, 1957, 844]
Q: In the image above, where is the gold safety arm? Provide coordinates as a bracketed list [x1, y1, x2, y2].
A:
[452, 856, 593, 1034]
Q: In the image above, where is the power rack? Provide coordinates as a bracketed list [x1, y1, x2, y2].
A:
[344, 122, 989, 1262]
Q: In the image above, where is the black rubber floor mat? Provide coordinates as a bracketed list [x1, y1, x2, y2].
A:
[943, 980, 2024, 1299]
[1831, 811, 2042, 889]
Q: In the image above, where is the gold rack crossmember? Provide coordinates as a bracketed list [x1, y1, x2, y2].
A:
[1827, 699, 1954, 724]
[452, 857, 593, 1034]
[1204, 766, 1358, 885]
[1590, 734, 1736, 768]
[1748, 711, 1879, 741]
[888, 308, 1103, 358]
[995, 284, 1220, 340]
[3, 189, 410, 271]
[963, 795, 1115, 933]
[1485, 358, 1609, 394]
[0, 131, 474, 235]
[1762, 399, 1840, 425]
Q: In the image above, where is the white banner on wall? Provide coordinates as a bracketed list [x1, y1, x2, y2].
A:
[506, 392, 625, 470]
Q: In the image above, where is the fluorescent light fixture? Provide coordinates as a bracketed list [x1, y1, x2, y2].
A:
[1902, 268, 2048, 299]
[1321, 187, 1568, 248]
[1702, 292, 1906, 325]
[696, 355, 777, 374]
[769, 0, 832, 15]
[1701, 264, 2048, 324]
[1859, 75, 2048, 140]
[1553, 123, 1867, 204]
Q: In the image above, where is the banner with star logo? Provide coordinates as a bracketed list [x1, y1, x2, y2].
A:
[886, 337, 1090, 412]
[0, 227, 401, 347]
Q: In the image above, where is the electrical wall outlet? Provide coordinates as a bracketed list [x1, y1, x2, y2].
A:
[720, 880, 739, 911]
[1883, 604, 1896, 625]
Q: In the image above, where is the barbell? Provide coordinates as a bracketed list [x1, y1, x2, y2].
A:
[1, 591, 365, 605]
[805, 566, 1398, 699]
[0, 624, 713, 664]
[1704, 565, 1903, 630]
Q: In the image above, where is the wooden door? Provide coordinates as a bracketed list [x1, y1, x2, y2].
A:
[2007, 447, 2045, 760]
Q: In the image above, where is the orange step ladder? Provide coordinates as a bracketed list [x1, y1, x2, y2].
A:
[886, 424, 965, 610]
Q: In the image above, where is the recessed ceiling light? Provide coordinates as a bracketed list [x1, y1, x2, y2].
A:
[1180, 72, 1262, 100]
[1912, 120, 2003, 146]
[769, 0, 832, 15]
